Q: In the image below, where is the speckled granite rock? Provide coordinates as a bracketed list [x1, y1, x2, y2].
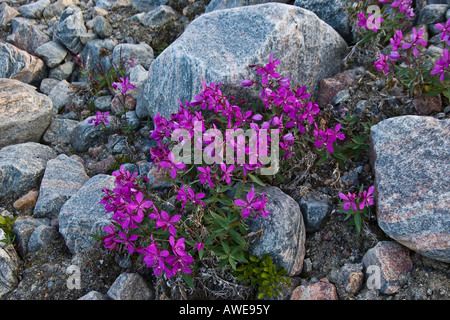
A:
[370, 116, 450, 263]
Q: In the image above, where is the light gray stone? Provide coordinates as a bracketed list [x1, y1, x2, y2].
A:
[12, 216, 50, 257]
[54, 6, 87, 54]
[0, 3, 19, 27]
[0, 79, 53, 148]
[33, 154, 89, 218]
[27, 225, 59, 253]
[47, 80, 75, 114]
[107, 273, 154, 300]
[43, 118, 79, 145]
[0, 229, 20, 299]
[298, 190, 331, 233]
[111, 43, 153, 75]
[78, 290, 110, 300]
[7, 17, 50, 56]
[136, 3, 348, 119]
[92, 15, 112, 38]
[141, 5, 179, 27]
[35, 40, 68, 68]
[0, 142, 57, 199]
[18, 0, 51, 18]
[48, 61, 75, 80]
[58, 174, 116, 254]
[205, 0, 290, 13]
[131, 0, 168, 12]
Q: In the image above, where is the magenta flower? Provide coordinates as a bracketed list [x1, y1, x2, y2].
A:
[196, 242, 204, 252]
[156, 211, 181, 236]
[401, 27, 427, 57]
[88, 111, 110, 127]
[430, 49, 450, 82]
[436, 19, 450, 45]
[112, 77, 136, 94]
[339, 192, 358, 211]
[220, 163, 235, 185]
[115, 231, 138, 255]
[197, 166, 214, 188]
[374, 53, 390, 75]
[103, 225, 119, 250]
[358, 186, 375, 210]
[390, 29, 403, 51]
[159, 151, 186, 179]
[127, 192, 153, 223]
[165, 236, 195, 278]
[242, 79, 254, 87]
[391, 0, 415, 18]
[137, 243, 169, 276]
[255, 54, 281, 85]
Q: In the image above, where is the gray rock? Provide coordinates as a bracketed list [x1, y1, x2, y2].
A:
[205, 0, 290, 13]
[78, 38, 117, 79]
[246, 186, 306, 276]
[92, 15, 112, 38]
[370, 116, 450, 263]
[43, 0, 78, 19]
[78, 291, 110, 300]
[59, 174, 116, 254]
[12, 216, 50, 257]
[47, 80, 75, 114]
[7, 17, 50, 56]
[40, 78, 60, 95]
[48, 61, 75, 80]
[362, 241, 413, 295]
[107, 273, 154, 300]
[0, 40, 46, 84]
[298, 190, 331, 233]
[129, 64, 150, 86]
[18, 0, 51, 18]
[0, 142, 57, 199]
[141, 5, 179, 27]
[0, 229, 20, 299]
[0, 3, 19, 27]
[136, 3, 348, 119]
[70, 114, 113, 152]
[332, 89, 350, 105]
[0, 79, 53, 148]
[418, 4, 449, 24]
[33, 154, 90, 219]
[111, 43, 153, 74]
[329, 263, 364, 295]
[131, 0, 168, 12]
[43, 118, 79, 145]
[54, 6, 87, 54]
[35, 40, 68, 68]
[94, 95, 113, 111]
[27, 224, 59, 253]
[80, 32, 97, 45]
[355, 100, 370, 114]
[294, 0, 352, 42]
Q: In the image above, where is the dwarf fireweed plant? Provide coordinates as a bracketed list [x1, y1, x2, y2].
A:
[339, 185, 375, 236]
[350, 0, 450, 98]
[97, 55, 347, 298]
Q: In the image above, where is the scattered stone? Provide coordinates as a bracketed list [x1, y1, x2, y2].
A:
[0, 78, 53, 148]
[294, 0, 352, 42]
[111, 43, 154, 74]
[0, 142, 57, 199]
[47, 80, 76, 114]
[94, 95, 113, 111]
[58, 174, 116, 254]
[27, 224, 59, 253]
[246, 186, 306, 276]
[18, 0, 51, 19]
[417, 4, 449, 25]
[0, 3, 19, 27]
[8, 17, 50, 56]
[329, 263, 365, 295]
[78, 291, 110, 300]
[362, 241, 413, 295]
[107, 273, 154, 300]
[54, 6, 87, 54]
[13, 189, 39, 212]
[141, 5, 180, 27]
[370, 116, 450, 263]
[291, 278, 339, 300]
[43, 0, 78, 19]
[48, 60, 75, 80]
[317, 68, 361, 107]
[298, 190, 331, 233]
[42, 118, 79, 145]
[131, 0, 168, 12]
[12, 216, 50, 257]
[413, 94, 443, 115]
[136, 3, 348, 119]
[0, 229, 20, 299]
[35, 40, 68, 68]
[78, 38, 117, 77]
[332, 89, 351, 105]
[205, 0, 289, 13]
[70, 114, 113, 152]
[0, 40, 46, 84]
[33, 154, 90, 219]
[92, 15, 112, 38]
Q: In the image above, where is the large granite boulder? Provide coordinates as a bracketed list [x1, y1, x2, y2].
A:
[370, 116, 450, 263]
[136, 2, 348, 119]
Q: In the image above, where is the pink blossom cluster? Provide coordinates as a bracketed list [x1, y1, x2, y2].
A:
[339, 186, 375, 211]
[100, 165, 196, 278]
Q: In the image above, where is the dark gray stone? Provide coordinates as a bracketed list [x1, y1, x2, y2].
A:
[43, 118, 79, 145]
[141, 5, 179, 27]
[418, 4, 449, 24]
[298, 190, 331, 233]
[78, 38, 117, 79]
[370, 116, 450, 263]
[12, 216, 50, 257]
[0, 142, 56, 199]
[78, 291, 110, 300]
[7, 17, 50, 56]
[0, 229, 20, 299]
[131, 0, 168, 12]
[70, 114, 113, 152]
[111, 43, 153, 74]
[35, 40, 68, 68]
[54, 6, 87, 54]
[48, 61, 74, 80]
[107, 273, 154, 300]
[246, 186, 306, 276]
[18, 0, 50, 18]
[59, 174, 116, 254]
[33, 154, 89, 219]
[294, 0, 352, 42]
[92, 15, 112, 38]
[27, 225, 59, 253]
[136, 3, 348, 119]
[0, 3, 19, 27]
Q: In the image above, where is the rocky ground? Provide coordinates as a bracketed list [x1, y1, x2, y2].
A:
[0, 0, 449, 301]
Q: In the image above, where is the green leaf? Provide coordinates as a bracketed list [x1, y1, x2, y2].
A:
[354, 211, 362, 236]
[221, 241, 231, 254]
[181, 272, 194, 289]
[247, 173, 265, 187]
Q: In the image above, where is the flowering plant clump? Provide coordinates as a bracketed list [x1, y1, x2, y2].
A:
[339, 185, 375, 236]
[350, 0, 450, 98]
[98, 55, 347, 298]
